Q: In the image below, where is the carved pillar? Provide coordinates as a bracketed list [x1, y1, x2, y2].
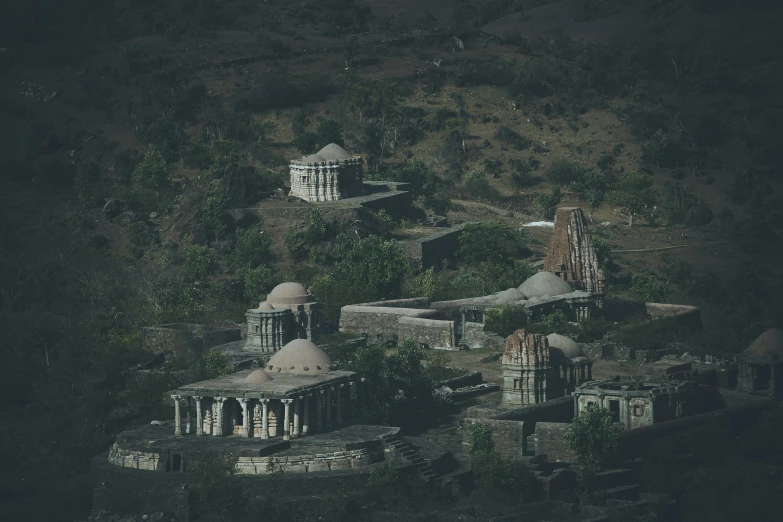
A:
[335, 384, 343, 425]
[261, 399, 270, 439]
[213, 397, 226, 436]
[315, 390, 324, 431]
[292, 398, 300, 437]
[185, 397, 192, 434]
[282, 399, 293, 441]
[346, 382, 355, 419]
[171, 395, 182, 436]
[195, 396, 203, 436]
[325, 387, 333, 429]
[302, 395, 310, 435]
[239, 398, 249, 438]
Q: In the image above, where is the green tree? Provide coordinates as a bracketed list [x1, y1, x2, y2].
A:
[570, 169, 608, 222]
[485, 305, 529, 337]
[182, 244, 215, 280]
[242, 265, 269, 302]
[202, 347, 232, 379]
[232, 224, 271, 270]
[537, 186, 563, 220]
[608, 172, 656, 227]
[628, 271, 668, 302]
[292, 131, 318, 154]
[201, 187, 231, 238]
[191, 452, 249, 521]
[316, 118, 345, 148]
[458, 221, 529, 266]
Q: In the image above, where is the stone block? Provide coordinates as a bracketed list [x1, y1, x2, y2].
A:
[308, 461, 330, 472]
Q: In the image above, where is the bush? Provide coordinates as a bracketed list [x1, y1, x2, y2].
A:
[485, 305, 529, 337]
[132, 145, 169, 189]
[182, 244, 215, 280]
[545, 160, 585, 185]
[537, 187, 563, 220]
[316, 118, 344, 148]
[201, 187, 231, 238]
[292, 131, 317, 154]
[242, 265, 269, 302]
[628, 271, 668, 302]
[495, 126, 532, 150]
[202, 347, 232, 379]
[458, 221, 529, 266]
[661, 183, 713, 226]
[232, 225, 271, 270]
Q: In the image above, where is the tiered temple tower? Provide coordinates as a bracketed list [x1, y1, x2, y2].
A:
[502, 329, 558, 405]
[543, 207, 606, 308]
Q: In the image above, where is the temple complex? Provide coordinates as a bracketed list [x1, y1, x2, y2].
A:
[288, 143, 364, 202]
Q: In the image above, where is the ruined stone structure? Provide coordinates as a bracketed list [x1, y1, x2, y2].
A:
[736, 328, 783, 397]
[543, 207, 606, 307]
[288, 143, 363, 202]
[502, 330, 557, 405]
[573, 379, 703, 430]
[244, 282, 322, 354]
[501, 330, 593, 406]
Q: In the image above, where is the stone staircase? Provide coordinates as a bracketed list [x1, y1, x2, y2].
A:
[383, 433, 469, 493]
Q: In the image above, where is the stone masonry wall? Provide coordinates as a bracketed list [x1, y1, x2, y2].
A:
[108, 444, 166, 471]
[353, 297, 430, 309]
[236, 447, 384, 474]
[531, 422, 577, 462]
[399, 224, 465, 270]
[397, 316, 456, 348]
[462, 418, 526, 460]
[339, 305, 441, 338]
[462, 322, 507, 351]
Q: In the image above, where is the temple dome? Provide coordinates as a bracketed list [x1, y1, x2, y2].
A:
[267, 282, 314, 306]
[258, 301, 274, 311]
[518, 271, 574, 299]
[267, 339, 334, 374]
[316, 143, 352, 161]
[745, 328, 783, 358]
[547, 333, 583, 359]
[496, 287, 526, 304]
[302, 153, 326, 163]
[246, 369, 273, 383]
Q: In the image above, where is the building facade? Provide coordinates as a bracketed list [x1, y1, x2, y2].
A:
[288, 143, 363, 202]
[244, 282, 322, 354]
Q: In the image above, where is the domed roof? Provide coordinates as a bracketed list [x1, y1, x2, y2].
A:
[547, 333, 583, 359]
[745, 328, 783, 358]
[267, 339, 334, 374]
[316, 143, 352, 161]
[258, 301, 274, 311]
[267, 282, 314, 306]
[496, 287, 526, 303]
[518, 272, 574, 299]
[302, 153, 326, 163]
[246, 369, 273, 383]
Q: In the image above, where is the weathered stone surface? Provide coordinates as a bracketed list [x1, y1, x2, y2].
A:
[212, 163, 273, 207]
[543, 207, 605, 297]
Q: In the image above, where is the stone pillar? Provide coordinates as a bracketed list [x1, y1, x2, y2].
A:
[261, 399, 270, 439]
[171, 395, 182, 436]
[213, 397, 226, 436]
[292, 398, 300, 437]
[346, 382, 355, 419]
[335, 384, 343, 425]
[301, 395, 310, 436]
[282, 399, 293, 441]
[195, 396, 203, 436]
[185, 397, 192, 434]
[358, 378, 366, 420]
[239, 398, 249, 438]
[325, 387, 333, 429]
[315, 390, 324, 431]
[305, 309, 313, 341]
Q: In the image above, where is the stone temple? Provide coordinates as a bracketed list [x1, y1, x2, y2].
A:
[244, 282, 322, 354]
[288, 143, 364, 202]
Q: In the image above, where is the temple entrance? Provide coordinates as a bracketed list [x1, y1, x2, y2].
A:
[608, 399, 620, 423]
[226, 398, 244, 436]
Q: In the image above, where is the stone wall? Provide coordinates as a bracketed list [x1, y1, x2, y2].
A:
[399, 224, 465, 270]
[142, 324, 242, 362]
[435, 370, 484, 389]
[398, 316, 456, 348]
[462, 322, 506, 351]
[353, 297, 430, 309]
[108, 444, 166, 471]
[236, 447, 384, 474]
[462, 418, 526, 460]
[352, 190, 414, 220]
[491, 395, 576, 423]
[531, 422, 577, 463]
[644, 302, 702, 332]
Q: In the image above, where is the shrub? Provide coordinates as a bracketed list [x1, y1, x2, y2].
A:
[541, 310, 567, 330]
[485, 305, 529, 337]
[284, 224, 308, 260]
[182, 244, 215, 280]
[495, 126, 532, 150]
[565, 404, 624, 471]
[242, 265, 269, 302]
[292, 131, 317, 154]
[201, 187, 231, 238]
[316, 118, 344, 148]
[608, 172, 656, 226]
[537, 187, 563, 220]
[366, 461, 400, 495]
[545, 160, 584, 185]
[661, 183, 713, 226]
[458, 221, 530, 266]
[232, 224, 271, 270]
[133, 145, 169, 189]
[202, 347, 232, 379]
